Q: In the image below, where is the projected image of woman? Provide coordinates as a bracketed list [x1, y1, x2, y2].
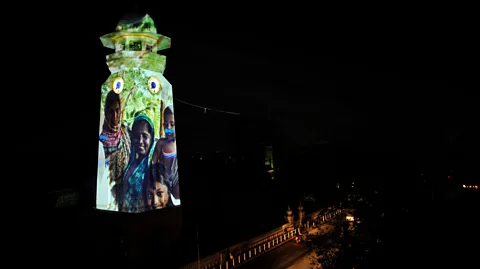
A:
[99, 90, 132, 210]
[119, 115, 156, 213]
[152, 105, 180, 206]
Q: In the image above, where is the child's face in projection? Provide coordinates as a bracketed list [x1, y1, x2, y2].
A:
[152, 182, 169, 208]
[163, 113, 175, 139]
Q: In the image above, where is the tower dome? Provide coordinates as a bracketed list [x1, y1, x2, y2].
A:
[100, 13, 171, 74]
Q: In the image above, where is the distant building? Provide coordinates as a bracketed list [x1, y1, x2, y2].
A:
[264, 145, 275, 180]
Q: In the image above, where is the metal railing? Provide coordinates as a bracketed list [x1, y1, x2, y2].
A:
[180, 207, 343, 269]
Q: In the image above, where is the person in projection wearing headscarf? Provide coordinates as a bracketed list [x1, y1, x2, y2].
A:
[152, 105, 180, 206]
[118, 115, 158, 213]
[99, 89, 134, 210]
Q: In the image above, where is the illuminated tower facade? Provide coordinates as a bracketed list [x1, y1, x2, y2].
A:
[96, 13, 181, 213]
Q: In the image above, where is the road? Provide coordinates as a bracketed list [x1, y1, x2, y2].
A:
[238, 222, 335, 269]
[238, 240, 311, 269]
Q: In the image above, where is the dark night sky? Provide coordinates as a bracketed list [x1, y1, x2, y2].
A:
[22, 4, 478, 191]
[13, 6, 478, 267]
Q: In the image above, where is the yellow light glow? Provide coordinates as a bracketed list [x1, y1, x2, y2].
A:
[112, 77, 124, 94]
[148, 76, 162, 94]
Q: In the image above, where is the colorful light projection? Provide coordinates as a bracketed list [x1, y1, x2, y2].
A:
[96, 14, 180, 213]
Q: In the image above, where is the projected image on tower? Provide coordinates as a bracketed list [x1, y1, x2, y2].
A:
[96, 14, 180, 213]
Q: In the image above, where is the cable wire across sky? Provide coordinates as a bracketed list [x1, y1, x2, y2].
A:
[174, 98, 241, 115]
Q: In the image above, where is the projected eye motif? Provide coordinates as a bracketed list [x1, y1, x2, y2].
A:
[148, 76, 162, 94]
[112, 77, 124, 94]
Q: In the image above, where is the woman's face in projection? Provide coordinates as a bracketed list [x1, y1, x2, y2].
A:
[132, 121, 152, 157]
[163, 113, 175, 139]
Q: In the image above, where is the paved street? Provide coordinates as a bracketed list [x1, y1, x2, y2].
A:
[239, 222, 335, 269]
[239, 240, 311, 269]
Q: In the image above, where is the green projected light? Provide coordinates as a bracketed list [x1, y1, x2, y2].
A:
[96, 14, 180, 213]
